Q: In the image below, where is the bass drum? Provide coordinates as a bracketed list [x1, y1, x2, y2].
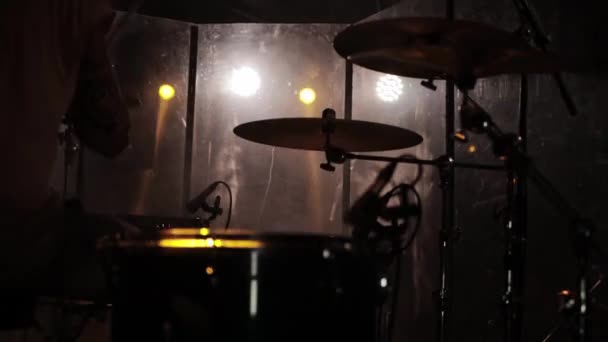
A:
[100, 228, 380, 342]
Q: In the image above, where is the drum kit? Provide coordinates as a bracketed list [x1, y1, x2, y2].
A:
[97, 5, 605, 342]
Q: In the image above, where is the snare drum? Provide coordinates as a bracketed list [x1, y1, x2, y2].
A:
[100, 228, 379, 342]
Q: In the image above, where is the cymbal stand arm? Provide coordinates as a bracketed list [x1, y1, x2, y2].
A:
[511, 0, 578, 116]
[341, 153, 504, 171]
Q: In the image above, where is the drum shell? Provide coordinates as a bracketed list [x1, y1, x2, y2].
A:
[104, 235, 378, 342]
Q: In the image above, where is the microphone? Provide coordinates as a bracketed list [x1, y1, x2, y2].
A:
[186, 182, 220, 213]
[344, 161, 398, 234]
[203, 195, 223, 217]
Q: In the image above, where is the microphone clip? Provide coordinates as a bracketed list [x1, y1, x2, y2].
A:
[186, 182, 224, 226]
[201, 195, 223, 223]
[319, 108, 346, 172]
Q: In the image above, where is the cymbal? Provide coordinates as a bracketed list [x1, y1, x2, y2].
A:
[233, 118, 423, 152]
[334, 17, 571, 84]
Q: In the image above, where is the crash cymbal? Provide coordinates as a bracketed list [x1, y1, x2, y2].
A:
[334, 17, 572, 85]
[233, 118, 423, 152]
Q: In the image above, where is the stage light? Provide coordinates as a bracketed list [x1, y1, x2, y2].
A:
[322, 249, 331, 259]
[299, 88, 316, 105]
[468, 145, 477, 153]
[158, 84, 175, 100]
[231, 66, 261, 97]
[376, 75, 403, 102]
[205, 266, 215, 275]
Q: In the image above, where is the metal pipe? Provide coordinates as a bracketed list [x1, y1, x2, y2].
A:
[439, 1, 456, 339]
[182, 25, 199, 214]
[342, 153, 504, 171]
[342, 61, 353, 235]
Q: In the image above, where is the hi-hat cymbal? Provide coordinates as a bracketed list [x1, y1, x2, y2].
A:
[233, 118, 423, 152]
[334, 17, 572, 84]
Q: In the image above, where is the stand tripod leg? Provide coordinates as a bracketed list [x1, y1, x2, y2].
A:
[502, 166, 525, 342]
[438, 158, 455, 342]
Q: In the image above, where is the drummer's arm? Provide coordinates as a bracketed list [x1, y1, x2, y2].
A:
[67, 4, 130, 158]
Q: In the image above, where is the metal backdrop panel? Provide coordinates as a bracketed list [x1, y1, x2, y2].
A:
[82, 14, 190, 217]
[66, 4, 607, 341]
[351, 68, 445, 341]
[191, 24, 347, 233]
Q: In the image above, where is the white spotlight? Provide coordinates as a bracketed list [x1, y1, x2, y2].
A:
[376, 75, 404, 102]
[231, 66, 261, 97]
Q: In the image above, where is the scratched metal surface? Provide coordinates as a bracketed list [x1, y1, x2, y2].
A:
[361, 1, 608, 341]
[81, 14, 190, 217]
[190, 24, 347, 233]
[353, 3, 445, 342]
[350, 65, 444, 341]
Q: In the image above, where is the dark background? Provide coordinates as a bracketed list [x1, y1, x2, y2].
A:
[67, 0, 608, 341]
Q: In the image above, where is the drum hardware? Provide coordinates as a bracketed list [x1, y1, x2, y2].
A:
[343, 157, 424, 342]
[333, 17, 577, 90]
[541, 272, 606, 342]
[186, 181, 233, 229]
[186, 181, 223, 226]
[511, 0, 578, 117]
[58, 116, 84, 202]
[232, 117, 423, 153]
[234, 109, 504, 342]
[330, 7, 590, 340]
[458, 92, 603, 342]
[421, 78, 438, 91]
[102, 230, 380, 342]
[92, 9, 594, 342]
[320, 108, 340, 172]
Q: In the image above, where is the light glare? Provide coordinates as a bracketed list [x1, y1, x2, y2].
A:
[231, 66, 261, 97]
[376, 75, 403, 102]
[299, 88, 316, 105]
[158, 84, 176, 100]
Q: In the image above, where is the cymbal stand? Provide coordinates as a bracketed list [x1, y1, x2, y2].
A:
[511, 0, 578, 116]
[443, 0, 456, 340]
[459, 94, 599, 342]
[323, 137, 504, 342]
[58, 116, 83, 202]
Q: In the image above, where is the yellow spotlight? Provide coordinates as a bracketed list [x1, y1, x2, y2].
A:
[159, 84, 175, 100]
[468, 145, 477, 153]
[299, 88, 316, 105]
[205, 266, 215, 275]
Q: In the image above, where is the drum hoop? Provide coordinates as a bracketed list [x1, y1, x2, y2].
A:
[97, 229, 353, 251]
